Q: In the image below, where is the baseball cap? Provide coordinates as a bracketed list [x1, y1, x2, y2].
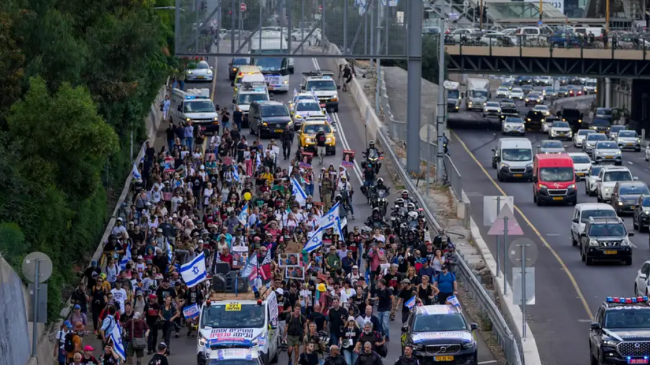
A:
[276, 288, 284, 296]
[352, 265, 358, 269]
[401, 278, 411, 284]
[73, 304, 81, 310]
[84, 345, 94, 351]
[158, 342, 168, 351]
[64, 320, 72, 329]
[347, 316, 355, 321]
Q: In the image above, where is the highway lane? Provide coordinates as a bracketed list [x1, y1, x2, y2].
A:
[448, 110, 650, 365]
[120, 56, 497, 365]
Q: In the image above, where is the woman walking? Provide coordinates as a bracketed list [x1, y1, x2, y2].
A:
[159, 296, 180, 354]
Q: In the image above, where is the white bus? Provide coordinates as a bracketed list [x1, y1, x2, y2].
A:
[250, 39, 294, 93]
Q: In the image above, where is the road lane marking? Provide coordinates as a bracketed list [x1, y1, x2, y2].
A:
[211, 57, 218, 101]
[451, 129, 594, 319]
[478, 361, 498, 365]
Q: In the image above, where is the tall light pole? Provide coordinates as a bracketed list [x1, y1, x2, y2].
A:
[606, 0, 610, 32]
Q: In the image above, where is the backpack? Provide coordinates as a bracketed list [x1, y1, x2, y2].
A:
[64, 332, 76, 352]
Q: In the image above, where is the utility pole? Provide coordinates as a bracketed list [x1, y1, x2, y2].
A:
[539, 0, 543, 21]
[405, 0, 423, 174]
[435, 0, 446, 183]
[606, 0, 610, 31]
[479, 0, 484, 30]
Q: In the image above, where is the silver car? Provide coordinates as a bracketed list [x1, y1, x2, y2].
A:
[537, 140, 565, 154]
[501, 117, 526, 136]
[573, 129, 596, 148]
[510, 88, 524, 100]
[549, 121, 573, 141]
[593, 141, 622, 165]
[616, 130, 641, 151]
[583, 133, 608, 156]
[608, 125, 626, 140]
[186, 61, 214, 82]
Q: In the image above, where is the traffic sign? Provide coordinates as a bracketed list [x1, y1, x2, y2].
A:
[487, 205, 524, 236]
[22, 252, 53, 283]
[483, 196, 514, 226]
[319, 4, 323, 13]
[513, 267, 536, 305]
[240, 2, 247, 12]
[508, 238, 539, 267]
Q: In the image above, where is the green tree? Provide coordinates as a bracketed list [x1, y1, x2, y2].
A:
[0, 223, 27, 268]
[0, 10, 25, 127]
[7, 77, 119, 199]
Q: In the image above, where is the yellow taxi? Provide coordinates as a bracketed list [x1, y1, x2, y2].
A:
[298, 120, 336, 155]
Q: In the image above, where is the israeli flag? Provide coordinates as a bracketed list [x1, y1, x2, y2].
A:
[405, 295, 417, 310]
[318, 202, 340, 227]
[239, 204, 249, 226]
[335, 216, 347, 238]
[109, 321, 126, 361]
[119, 243, 131, 271]
[303, 222, 334, 253]
[132, 163, 141, 180]
[291, 178, 308, 206]
[256, 153, 262, 168]
[180, 252, 207, 288]
[233, 165, 240, 183]
[167, 244, 173, 263]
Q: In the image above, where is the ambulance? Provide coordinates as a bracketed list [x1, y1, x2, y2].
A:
[196, 291, 280, 365]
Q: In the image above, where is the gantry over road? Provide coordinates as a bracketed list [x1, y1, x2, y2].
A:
[445, 36, 650, 78]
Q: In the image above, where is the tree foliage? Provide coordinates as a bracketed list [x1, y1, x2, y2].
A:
[0, 0, 173, 321]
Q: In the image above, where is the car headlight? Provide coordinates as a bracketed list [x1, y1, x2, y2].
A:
[186, 117, 191, 122]
[615, 151, 621, 154]
[262, 122, 268, 126]
[295, 115, 302, 119]
[525, 99, 529, 102]
[618, 201, 624, 206]
[188, 71, 193, 74]
[526, 163, 533, 169]
[538, 184, 547, 190]
[199, 333, 208, 347]
[527, 118, 531, 121]
[638, 139, 642, 142]
[411, 344, 424, 351]
[306, 138, 314, 143]
[462, 341, 477, 350]
[283, 80, 289, 84]
[604, 187, 611, 192]
[207, 70, 212, 74]
[501, 163, 509, 169]
[589, 239, 599, 246]
[622, 238, 631, 246]
[644, 210, 650, 215]
[331, 97, 338, 102]
[603, 339, 619, 347]
[326, 137, 333, 143]
[568, 184, 576, 189]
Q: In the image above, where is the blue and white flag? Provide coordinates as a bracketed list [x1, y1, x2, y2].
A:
[132, 163, 141, 180]
[405, 295, 417, 310]
[239, 203, 249, 226]
[180, 252, 207, 288]
[293, 88, 298, 96]
[109, 320, 126, 361]
[318, 202, 339, 227]
[233, 166, 240, 183]
[183, 304, 200, 319]
[303, 221, 335, 253]
[256, 153, 262, 168]
[119, 243, 131, 271]
[291, 178, 308, 206]
[167, 243, 174, 263]
[335, 216, 347, 238]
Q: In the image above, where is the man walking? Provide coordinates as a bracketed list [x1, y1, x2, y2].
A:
[281, 125, 294, 160]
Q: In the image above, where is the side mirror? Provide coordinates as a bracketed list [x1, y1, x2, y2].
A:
[580, 232, 587, 237]
[470, 323, 479, 330]
[590, 322, 601, 330]
[301, 85, 306, 91]
[572, 218, 579, 224]
[537, 144, 541, 148]
[532, 176, 538, 182]
[491, 149, 495, 152]
[629, 233, 635, 237]
[270, 324, 277, 330]
[177, 105, 182, 112]
[634, 176, 639, 181]
[595, 177, 602, 182]
[636, 204, 641, 208]
[288, 66, 294, 74]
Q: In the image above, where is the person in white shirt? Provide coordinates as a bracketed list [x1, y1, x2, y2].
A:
[346, 265, 362, 287]
[111, 218, 127, 237]
[111, 280, 128, 314]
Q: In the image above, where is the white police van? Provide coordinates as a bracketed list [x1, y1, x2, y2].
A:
[196, 291, 280, 365]
[170, 88, 220, 133]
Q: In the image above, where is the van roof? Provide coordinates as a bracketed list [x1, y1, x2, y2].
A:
[535, 153, 574, 166]
[500, 138, 532, 148]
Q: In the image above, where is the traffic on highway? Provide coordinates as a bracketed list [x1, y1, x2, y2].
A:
[448, 73, 650, 365]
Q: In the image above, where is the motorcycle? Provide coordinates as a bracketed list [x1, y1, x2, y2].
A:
[372, 188, 389, 216]
[363, 149, 383, 174]
[390, 205, 408, 233]
[364, 217, 389, 230]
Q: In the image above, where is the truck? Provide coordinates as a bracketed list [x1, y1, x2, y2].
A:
[445, 81, 461, 112]
[465, 78, 490, 111]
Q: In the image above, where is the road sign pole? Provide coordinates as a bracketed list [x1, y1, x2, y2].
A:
[521, 239, 527, 339]
[496, 196, 501, 277]
[503, 216, 508, 296]
[31, 259, 40, 357]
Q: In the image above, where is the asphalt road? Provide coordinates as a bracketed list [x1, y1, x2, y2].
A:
[446, 85, 650, 365]
[78, 56, 498, 365]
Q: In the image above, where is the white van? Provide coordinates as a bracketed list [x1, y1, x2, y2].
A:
[196, 291, 279, 365]
[570, 203, 617, 246]
[170, 88, 220, 133]
[491, 138, 533, 182]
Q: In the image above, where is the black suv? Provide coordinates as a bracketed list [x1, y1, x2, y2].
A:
[249, 101, 293, 138]
[401, 305, 478, 364]
[525, 110, 545, 131]
[611, 181, 650, 215]
[633, 195, 650, 232]
[589, 297, 650, 365]
[580, 217, 633, 266]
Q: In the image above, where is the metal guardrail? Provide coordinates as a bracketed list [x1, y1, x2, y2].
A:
[443, 154, 462, 200]
[455, 255, 524, 365]
[378, 75, 407, 142]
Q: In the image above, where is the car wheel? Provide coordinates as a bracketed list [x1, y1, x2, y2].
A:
[633, 216, 639, 230]
[497, 172, 503, 182]
[571, 232, 577, 246]
[586, 252, 593, 266]
[581, 246, 586, 262]
[626, 257, 633, 266]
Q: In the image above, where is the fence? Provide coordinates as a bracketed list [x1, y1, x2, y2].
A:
[443, 154, 462, 200]
[455, 255, 524, 365]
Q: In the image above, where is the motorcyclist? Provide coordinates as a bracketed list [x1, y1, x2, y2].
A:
[337, 177, 355, 220]
[433, 229, 453, 250]
[400, 190, 417, 207]
[365, 141, 379, 158]
[363, 163, 376, 190]
[366, 207, 386, 228]
[375, 178, 389, 195]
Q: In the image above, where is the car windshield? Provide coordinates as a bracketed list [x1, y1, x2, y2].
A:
[578, 130, 595, 136]
[642, 197, 650, 207]
[619, 185, 650, 195]
[486, 102, 499, 107]
[498, 88, 508, 92]
[596, 142, 618, 149]
[195, 62, 210, 69]
[505, 118, 523, 124]
[603, 170, 632, 182]
[597, 109, 613, 116]
[592, 119, 610, 126]
[590, 167, 603, 176]
[184, 101, 216, 113]
[618, 131, 637, 138]
[541, 141, 563, 148]
[261, 105, 289, 117]
[232, 58, 249, 66]
[553, 122, 570, 128]
[502, 148, 531, 161]
[589, 223, 626, 237]
[588, 134, 607, 141]
[571, 155, 590, 164]
[534, 106, 549, 111]
[306, 80, 337, 91]
[512, 88, 522, 93]
[412, 313, 468, 332]
[448, 89, 460, 99]
[237, 93, 269, 105]
[303, 124, 332, 134]
[540, 167, 574, 182]
[605, 309, 650, 329]
[528, 93, 540, 98]
[296, 103, 321, 112]
[581, 209, 616, 223]
[208, 360, 258, 365]
[611, 126, 625, 132]
[254, 58, 284, 71]
[201, 304, 265, 328]
[470, 90, 488, 98]
[295, 95, 316, 103]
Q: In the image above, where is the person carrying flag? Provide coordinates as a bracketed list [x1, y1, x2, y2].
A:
[395, 279, 416, 324]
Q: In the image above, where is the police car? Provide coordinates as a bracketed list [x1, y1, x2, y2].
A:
[300, 71, 340, 112]
[589, 296, 650, 365]
[170, 88, 220, 133]
[206, 349, 262, 365]
[291, 100, 325, 130]
[233, 82, 270, 127]
[401, 305, 478, 365]
[289, 92, 318, 112]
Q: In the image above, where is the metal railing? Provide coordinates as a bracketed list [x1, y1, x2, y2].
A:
[443, 154, 462, 200]
[378, 73, 407, 142]
[455, 254, 524, 365]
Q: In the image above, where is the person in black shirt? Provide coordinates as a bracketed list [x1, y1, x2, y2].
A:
[327, 297, 349, 346]
[156, 279, 176, 305]
[166, 123, 175, 152]
[84, 261, 102, 290]
[299, 342, 320, 365]
[148, 343, 169, 365]
[281, 126, 294, 160]
[233, 107, 243, 131]
[307, 303, 327, 331]
[144, 295, 161, 354]
[371, 279, 393, 341]
[99, 345, 120, 365]
[396, 279, 415, 324]
[286, 284, 300, 309]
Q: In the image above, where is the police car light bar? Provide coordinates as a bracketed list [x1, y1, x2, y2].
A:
[606, 296, 649, 303]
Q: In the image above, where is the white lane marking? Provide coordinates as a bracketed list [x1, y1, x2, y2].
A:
[628, 161, 634, 165]
[478, 361, 498, 365]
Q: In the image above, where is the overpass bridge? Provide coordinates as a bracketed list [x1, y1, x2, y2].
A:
[445, 41, 650, 78]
